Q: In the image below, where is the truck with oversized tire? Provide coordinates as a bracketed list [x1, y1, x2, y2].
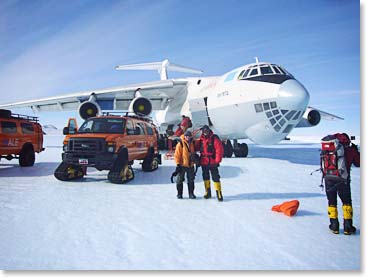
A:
[0, 109, 44, 166]
[54, 113, 161, 184]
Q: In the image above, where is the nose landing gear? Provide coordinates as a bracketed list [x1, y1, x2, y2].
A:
[222, 139, 248, 158]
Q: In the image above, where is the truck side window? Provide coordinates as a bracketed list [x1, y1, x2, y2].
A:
[1, 121, 17, 134]
[21, 123, 34, 134]
[135, 123, 146, 135]
[126, 120, 135, 135]
[146, 125, 153, 135]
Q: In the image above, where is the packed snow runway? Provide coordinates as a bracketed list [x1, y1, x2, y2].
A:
[0, 135, 360, 270]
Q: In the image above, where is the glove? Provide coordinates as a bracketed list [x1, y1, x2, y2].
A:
[176, 165, 182, 173]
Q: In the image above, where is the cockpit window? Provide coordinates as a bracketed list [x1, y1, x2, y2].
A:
[272, 66, 281, 74]
[238, 63, 294, 84]
[249, 68, 258, 76]
[260, 66, 273, 75]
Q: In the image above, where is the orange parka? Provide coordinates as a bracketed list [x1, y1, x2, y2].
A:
[174, 135, 196, 168]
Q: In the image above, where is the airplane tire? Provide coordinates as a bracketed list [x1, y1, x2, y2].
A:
[234, 143, 248, 157]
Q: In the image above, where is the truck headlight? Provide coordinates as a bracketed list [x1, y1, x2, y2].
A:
[107, 143, 116, 153]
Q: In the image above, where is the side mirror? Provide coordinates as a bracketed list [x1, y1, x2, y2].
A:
[350, 135, 355, 141]
[63, 127, 69, 135]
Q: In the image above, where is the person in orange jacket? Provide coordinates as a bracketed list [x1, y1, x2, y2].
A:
[174, 130, 196, 199]
[198, 125, 224, 201]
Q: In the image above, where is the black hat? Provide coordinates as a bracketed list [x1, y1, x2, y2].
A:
[200, 125, 211, 132]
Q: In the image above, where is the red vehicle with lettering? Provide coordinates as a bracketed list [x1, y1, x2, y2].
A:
[0, 109, 44, 166]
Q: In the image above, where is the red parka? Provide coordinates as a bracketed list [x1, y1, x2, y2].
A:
[344, 146, 360, 175]
[198, 131, 224, 166]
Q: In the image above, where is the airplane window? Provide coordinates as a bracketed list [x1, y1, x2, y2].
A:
[274, 124, 281, 132]
[263, 103, 270, 110]
[293, 111, 301, 120]
[270, 118, 276, 126]
[241, 69, 250, 78]
[249, 68, 258, 76]
[279, 119, 286, 126]
[283, 124, 294, 133]
[285, 110, 296, 120]
[275, 115, 282, 121]
[272, 109, 279, 116]
[270, 101, 277, 108]
[279, 66, 293, 77]
[266, 111, 272, 118]
[272, 66, 281, 74]
[260, 66, 273, 75]
[276, 66, 285, 74]
[254, 104, 263, 113]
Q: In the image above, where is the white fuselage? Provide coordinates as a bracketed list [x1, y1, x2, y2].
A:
[156, 63, 310, 144]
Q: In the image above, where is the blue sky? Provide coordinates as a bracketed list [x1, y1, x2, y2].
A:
[0, 0, 361, 137]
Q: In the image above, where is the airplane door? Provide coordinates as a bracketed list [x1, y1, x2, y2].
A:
[188, 97, 212, 127]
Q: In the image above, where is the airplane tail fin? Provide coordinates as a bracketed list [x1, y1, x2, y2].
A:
[115, 59, 203, 80]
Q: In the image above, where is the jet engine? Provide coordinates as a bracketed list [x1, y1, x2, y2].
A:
[78, 94, 101, 120]
[128, 89, 152, 116]
[296, 108, 321, 127]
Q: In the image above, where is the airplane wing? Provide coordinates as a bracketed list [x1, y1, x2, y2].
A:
[309, 106, 344, 120]
[296, 106, 343, 128]
[0, 79, 188, 112]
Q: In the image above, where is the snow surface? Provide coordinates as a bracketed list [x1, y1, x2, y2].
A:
[0, 135, 361, 270]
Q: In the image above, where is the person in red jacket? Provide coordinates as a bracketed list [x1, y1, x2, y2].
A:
[325, 133, 360, 235]
[198, 125, 224, 201]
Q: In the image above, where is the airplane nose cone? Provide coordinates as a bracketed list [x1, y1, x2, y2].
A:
[277, 79, 310, 109]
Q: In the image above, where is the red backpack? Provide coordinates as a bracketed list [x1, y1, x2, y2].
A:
[320, 133, 350, 183]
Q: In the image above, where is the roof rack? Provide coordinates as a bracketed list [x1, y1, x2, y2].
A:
[101, 111, 154, 123]
[11, 113, 39, 123]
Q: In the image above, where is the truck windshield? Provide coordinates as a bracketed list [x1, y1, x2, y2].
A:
[78, 118, 125, 134]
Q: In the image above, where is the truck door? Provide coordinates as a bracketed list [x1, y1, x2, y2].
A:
[124, 119, 137, 159]
[135, 122, 148, 157]
[0, 120, 19, 155]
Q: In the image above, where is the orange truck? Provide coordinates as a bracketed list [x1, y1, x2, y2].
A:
[54, 113, 161, 184]
[0, 109, 44, 166]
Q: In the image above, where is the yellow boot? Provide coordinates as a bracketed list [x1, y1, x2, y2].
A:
[328, 205, 339, 234]
[342, 205, 356, 235]
[214, 181, 223, 202]
[204, 180, 211, 199]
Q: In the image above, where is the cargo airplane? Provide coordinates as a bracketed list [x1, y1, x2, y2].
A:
[0, 58, 342, 157]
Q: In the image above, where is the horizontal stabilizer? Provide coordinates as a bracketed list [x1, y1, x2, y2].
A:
[115, 59, 203, 80]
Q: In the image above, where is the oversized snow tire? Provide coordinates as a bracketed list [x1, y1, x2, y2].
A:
[19, 145, 35, 167]
[108, 164, 135, 184]
[54, 162, 85, 181]
[142, 148, 159, 172]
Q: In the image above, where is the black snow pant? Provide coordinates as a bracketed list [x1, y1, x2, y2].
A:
[202, 165, 220, 182]
[325, 179, 352, 206]
[176, 166, 195, 196]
